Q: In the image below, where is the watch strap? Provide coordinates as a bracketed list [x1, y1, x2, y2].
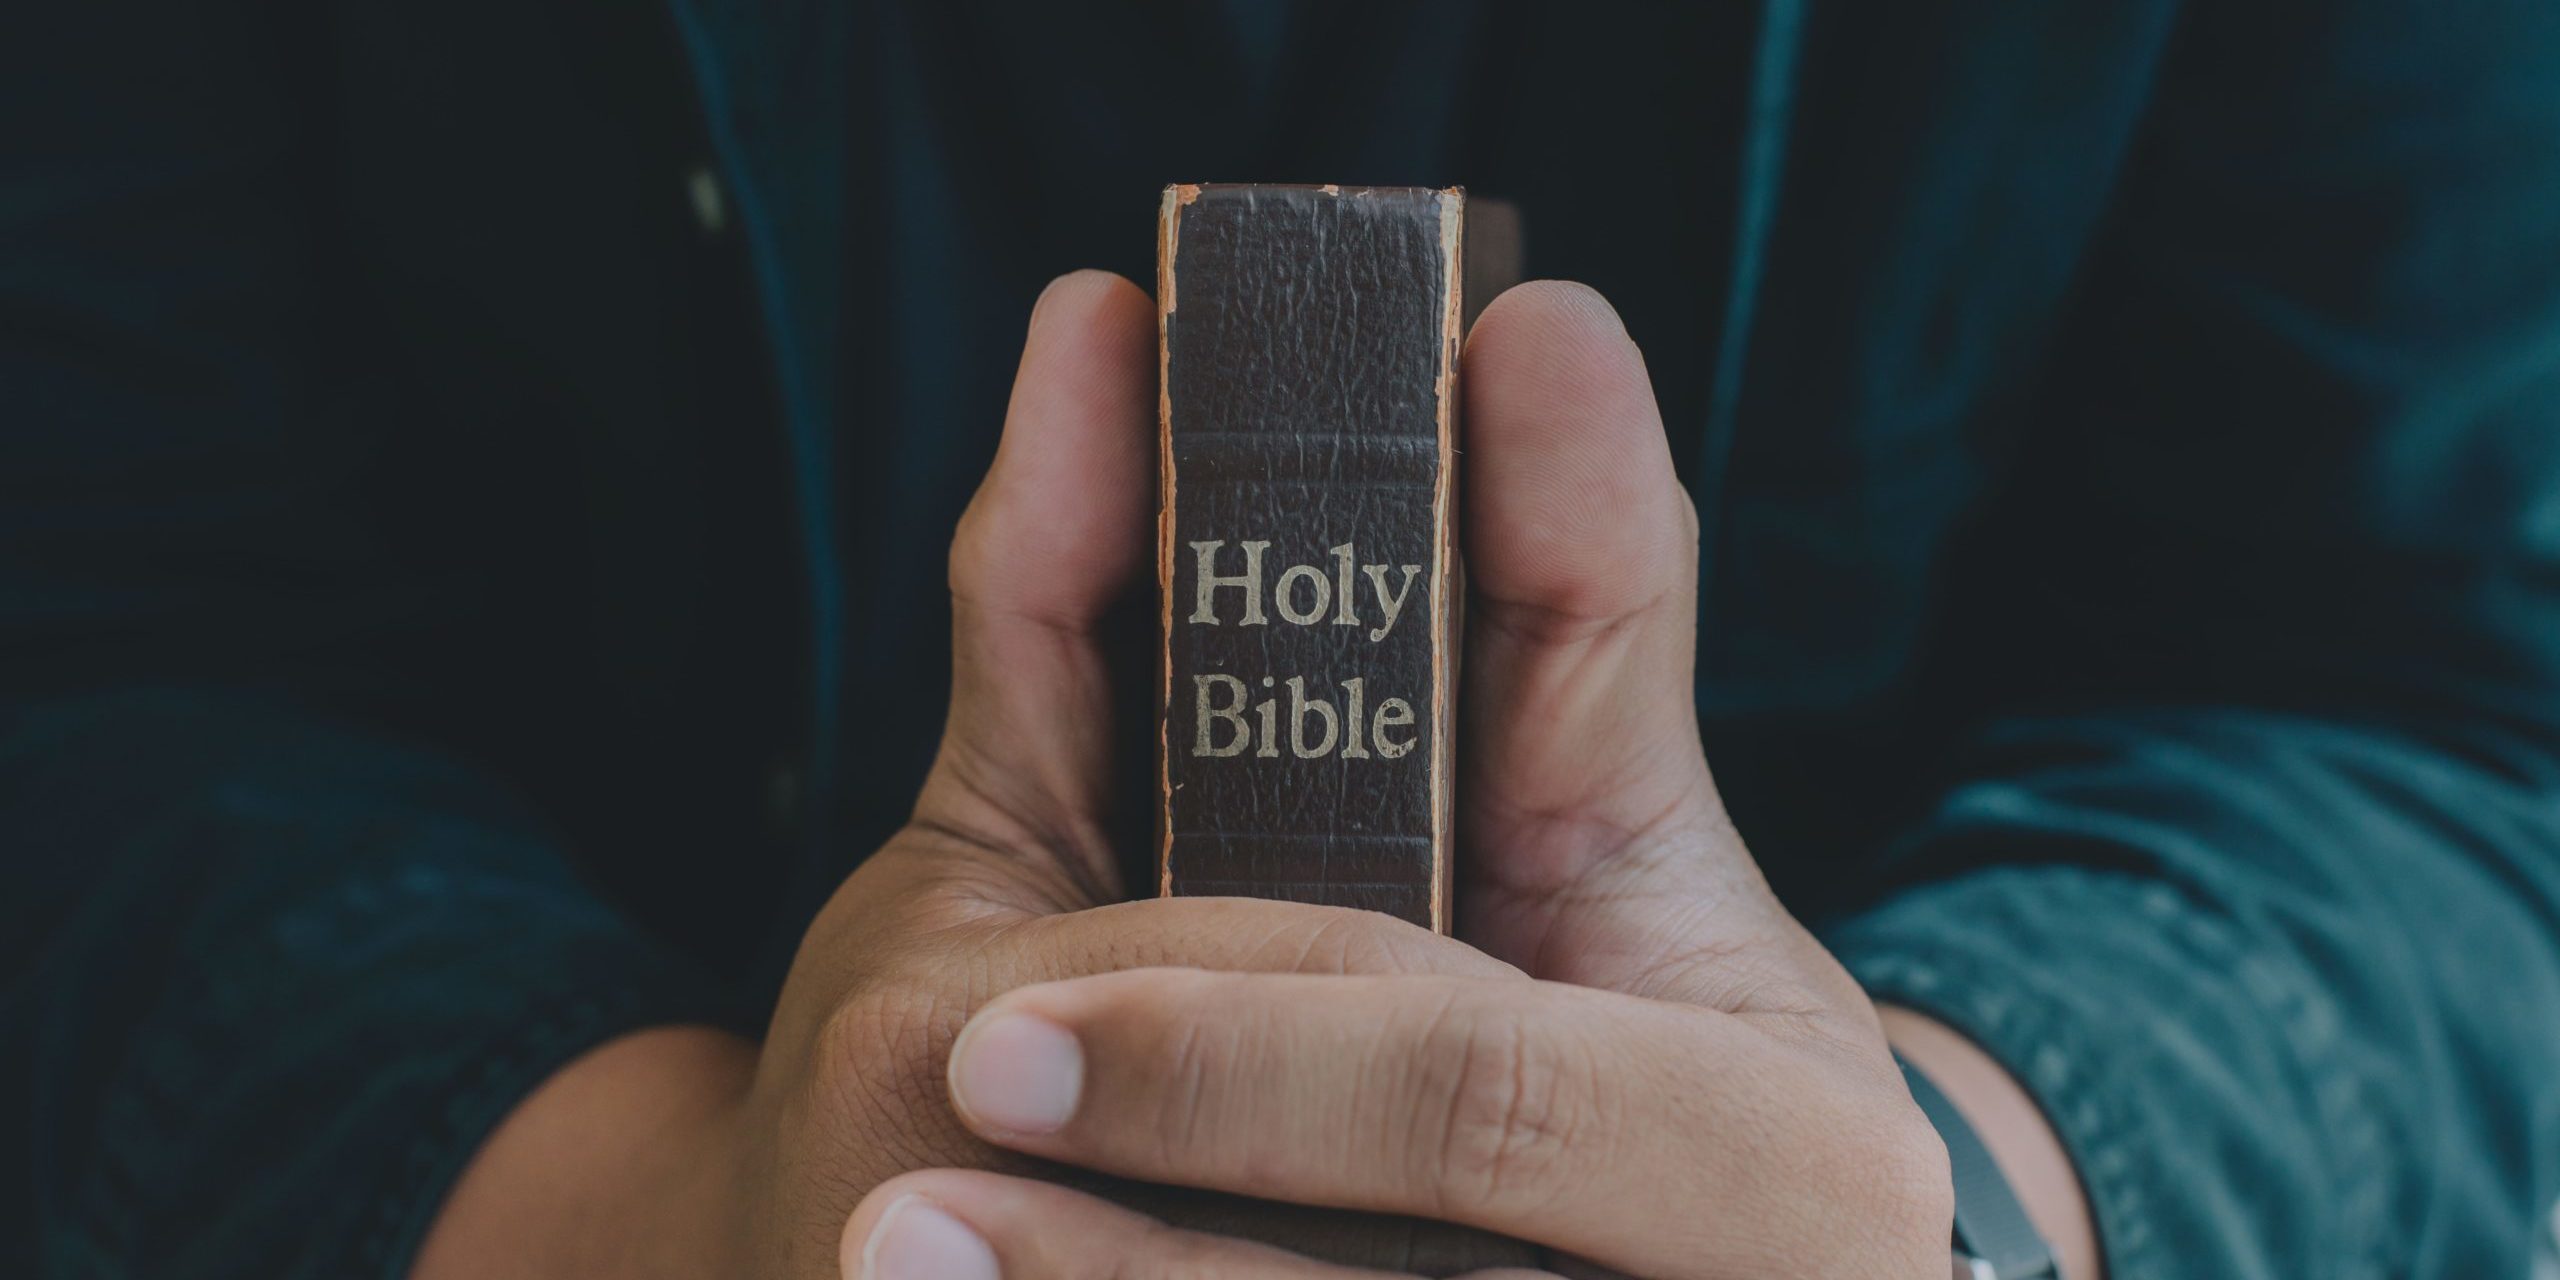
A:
[1896, 1053, 2061, 1280]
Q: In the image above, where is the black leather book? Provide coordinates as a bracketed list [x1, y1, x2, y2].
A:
[1155, 183, 1464, 931]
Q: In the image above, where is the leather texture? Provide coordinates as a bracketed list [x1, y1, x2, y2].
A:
[1157, 184, 1460, 931]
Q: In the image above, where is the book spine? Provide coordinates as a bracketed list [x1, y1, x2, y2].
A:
[1156, 183, 1461, 933]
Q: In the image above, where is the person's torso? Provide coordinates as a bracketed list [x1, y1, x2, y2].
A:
[130, 0, 2140, 980]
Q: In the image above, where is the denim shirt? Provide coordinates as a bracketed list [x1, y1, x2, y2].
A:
[7, 2, 2560, 1277]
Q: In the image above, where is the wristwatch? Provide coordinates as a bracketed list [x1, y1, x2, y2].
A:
[1895, 1054, 2062, 1280]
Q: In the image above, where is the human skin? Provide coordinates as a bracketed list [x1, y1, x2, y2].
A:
[414, 274, 2099, 1280]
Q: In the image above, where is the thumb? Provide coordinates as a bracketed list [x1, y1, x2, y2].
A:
[1458, 282, 1801, 1005]
[907, 270, 1157, 912]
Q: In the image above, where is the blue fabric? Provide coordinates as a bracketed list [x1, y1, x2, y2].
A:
[5, 2, 2558, 1277]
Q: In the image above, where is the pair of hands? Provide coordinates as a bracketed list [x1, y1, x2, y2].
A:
[418, 274, 1957, 1279]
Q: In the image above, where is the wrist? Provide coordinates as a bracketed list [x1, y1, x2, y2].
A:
[1879, 1005, 2103, 1280]
[411, 1025, 760, 1280]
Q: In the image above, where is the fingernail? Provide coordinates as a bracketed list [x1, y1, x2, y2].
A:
[948, 1009, 1084, 1134]
[859, 1195, 999, 1280]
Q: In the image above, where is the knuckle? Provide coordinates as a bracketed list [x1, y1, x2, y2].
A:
[1290, 909, 1432, 975]
[806, 985, 980, 1173]
[1869, 1097, 1958, 1252]
[1097, 1217, 1219, 1280]
[1129, 975, 1232, 1159]
[946, 506, 995, 598]
[816, 985, 952, 1109]
[1283, 907, 1522, 980]
[1292, 911, 1397, 973]
[1783, 1081, 1955, 1277]
[812, 990, 901, 1075]
[1421, 1004, 1590, 1214]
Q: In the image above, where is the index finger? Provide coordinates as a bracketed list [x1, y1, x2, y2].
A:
[990, 896, 1532, 988]
[940, 968, 1926, 1278]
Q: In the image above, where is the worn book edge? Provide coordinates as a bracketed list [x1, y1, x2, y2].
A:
[1155, 182, 1464, 934]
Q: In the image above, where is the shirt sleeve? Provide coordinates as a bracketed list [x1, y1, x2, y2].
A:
[5, 692, 734, 1279]
[1825, 3, 2560, 1275]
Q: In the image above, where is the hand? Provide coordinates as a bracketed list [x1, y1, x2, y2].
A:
[731, 271, 1533, 1274]
[414, 272, 1538, 1280]
[829, 283, 1956, 1280]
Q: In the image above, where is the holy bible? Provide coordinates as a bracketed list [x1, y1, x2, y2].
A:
[1156, 183, 1464, 932]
